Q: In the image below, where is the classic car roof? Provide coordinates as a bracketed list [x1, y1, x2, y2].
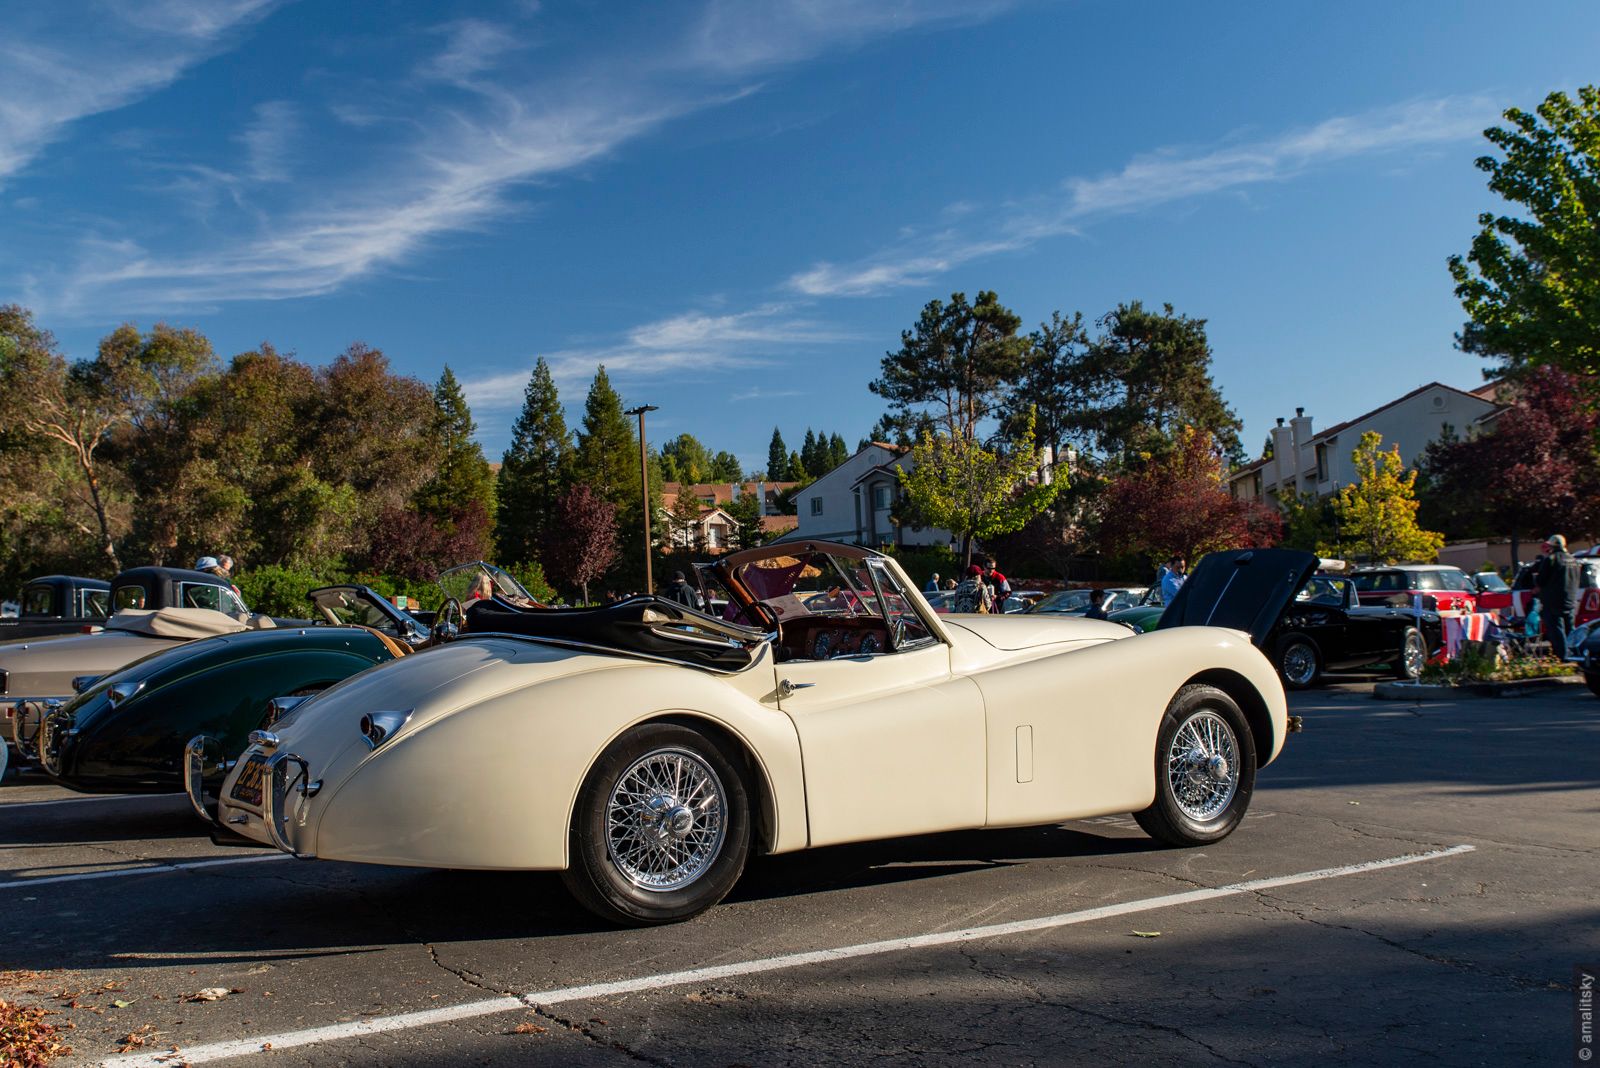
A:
[23, 575, 111, 590]
[112, 566, 232, 587]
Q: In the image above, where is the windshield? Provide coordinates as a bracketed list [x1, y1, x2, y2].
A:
[311, 587, 405, 634]
[112, 585, 148, 610]
[1032, 589, 1094, 614]
[1474, 572, 1510, 592]
[1295, 576, 1349, 606]
[730, 550, 884, 624]
[438, 561, 539, 607]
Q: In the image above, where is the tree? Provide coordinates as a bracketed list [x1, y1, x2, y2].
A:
[897, 410, 1059, 563]
[573, 366, 638, 511]
[1449, 87, 1600, 404]
[496, 358, 571, 567]
[800, 428, 821, 474]
[1419, 368, 1600, 563]
[786, 451, 808, 483]
[0, 306, 130, 570]
[1000, 310, 1091, 462]
[547, 484, 619, 603]
[1330, 432, 1444, 564]
[1099, 427, 1280, 563]
[660, 432, 713, 485]
[365, 502, 493, 582]
[1079, 302, 1242, 464]
[414, 366, 495, 522]
[668, 489, 704, 552]
[767, 428, 788, 481]
[708, 451, 743, 481]
[727, 490, 768, 550]
[872, 290, 1028, 441]
[828, 433, 850, 470]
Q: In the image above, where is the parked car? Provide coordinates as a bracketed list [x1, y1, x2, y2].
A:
[206, 540, 1310, 926]
[0, 576, 111, 642]
[1270, 575, 1441, 689]
[1570, 622, 1599, 697]
[1485, 558, 1600, 627]
[1350, 564, 1477, 613]
[1029, 587, 1152, 618]
[37, 584, 429, 796]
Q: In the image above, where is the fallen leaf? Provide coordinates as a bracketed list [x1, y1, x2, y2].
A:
[112, 999, 136, 1009]
[184, 988, 233, 1003]
[1131, 931, 1162, 938]
[510, 1022, 547, 1035]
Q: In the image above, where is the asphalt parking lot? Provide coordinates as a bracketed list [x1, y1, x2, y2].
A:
[2, 680, 1595, 1067]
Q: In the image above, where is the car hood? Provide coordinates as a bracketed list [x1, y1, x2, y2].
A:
[941, 614, 1134, 650]
[1157, 548, 1320, 648]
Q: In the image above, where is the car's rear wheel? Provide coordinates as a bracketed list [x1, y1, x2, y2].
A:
[1275, 635, 1321, 689]
[1135, 685, 1257, 847]
[562, 722, 751, 926]
[1395, 627, 1426, 680]
[1585, 671, 1600, 699]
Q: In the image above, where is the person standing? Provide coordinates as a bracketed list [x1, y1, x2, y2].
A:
[953, 565, 993, 613]
[1532, 534, 1580, 659]
[924, 572, 941, 593]
[982, 557, 1012, 611]
[1160, 556, 1187, 603]
[668, 571, 699, 610]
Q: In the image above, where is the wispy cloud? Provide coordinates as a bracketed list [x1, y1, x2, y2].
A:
[240, 100, 299, 183]
[0, 0, 276, 187]
[788, 95, 1498, 297]
[46, 1, 1015, 313]
[460, 303, 849, 414]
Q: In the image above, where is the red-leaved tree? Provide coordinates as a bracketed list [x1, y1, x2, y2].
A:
[1421, 368, 1600, 562]
[547, 485, 619, 603]
[1100, 427, 1282, 563]
[363, 503, 492, 582]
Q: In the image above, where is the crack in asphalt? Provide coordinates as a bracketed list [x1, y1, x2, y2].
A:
[519, 998, 676, 1067]
[954, 944, 1264, 1066]
[1246, 891, 1572, 993]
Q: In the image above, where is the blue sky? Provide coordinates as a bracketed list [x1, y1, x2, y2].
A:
[3, 1, 1596, 471]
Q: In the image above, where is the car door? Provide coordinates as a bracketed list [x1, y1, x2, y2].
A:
[775, 562, 986, 849]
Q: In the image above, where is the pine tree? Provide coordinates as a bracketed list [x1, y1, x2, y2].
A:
[574, 366, 638, 511]
[800, 428, 821, 474]
[495, 358, 570, 565]
[787, 451, 808, 483]
[828, 433, 850, 470]
[414, 366, 496, 521]
[767, 427, 788, 481]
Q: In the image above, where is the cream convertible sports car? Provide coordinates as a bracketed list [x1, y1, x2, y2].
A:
[200, 543, 1315, 925]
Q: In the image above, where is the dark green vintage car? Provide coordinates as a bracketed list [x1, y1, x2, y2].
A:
[34, 586, 423, 794]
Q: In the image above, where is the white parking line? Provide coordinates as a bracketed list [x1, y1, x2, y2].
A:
[103, 843, 1475, 1067]
[0, 852, 287, 890]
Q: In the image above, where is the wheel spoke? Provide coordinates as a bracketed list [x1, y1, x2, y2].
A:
[604, 746, 728, 893]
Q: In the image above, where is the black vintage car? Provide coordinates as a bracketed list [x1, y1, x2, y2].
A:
[1270, 574, 1443, 689]
[108, 566, 250, 616]
[0, 576, 111, 641]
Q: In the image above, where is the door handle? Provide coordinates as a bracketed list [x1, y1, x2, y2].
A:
[777, 678, 815, 699]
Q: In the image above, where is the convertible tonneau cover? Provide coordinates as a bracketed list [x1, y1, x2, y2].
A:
[105, 607, 271, 639]
[465, 596, 767, 672]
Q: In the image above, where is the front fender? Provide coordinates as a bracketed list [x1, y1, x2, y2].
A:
[309, 663, 804, 870]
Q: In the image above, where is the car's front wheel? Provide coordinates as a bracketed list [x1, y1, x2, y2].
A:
[1585, 670, 1600, 699]
[562, 722, 751, 926]
[1395, 627, 1426, 680]
[1135, 685, 1257, 847]
[1275, 635, 1321, 689]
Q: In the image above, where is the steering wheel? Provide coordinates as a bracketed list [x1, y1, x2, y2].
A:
[430, 596, 465, 646]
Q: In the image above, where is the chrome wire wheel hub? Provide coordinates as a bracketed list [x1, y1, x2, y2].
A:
[606, 747, 727, 892]
[1281, 644, 1315, 685]
[1166, 710, 1240, 822]
[1403, 635, 1425, 677]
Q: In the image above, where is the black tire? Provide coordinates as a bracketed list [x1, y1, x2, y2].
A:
[1135, 684, 1258, 847]
[1274, 634, 1321, 690]
[1395, 627, 1426, 680]
[1585, 671, 1600, 699]
[561, 722, 751, 926]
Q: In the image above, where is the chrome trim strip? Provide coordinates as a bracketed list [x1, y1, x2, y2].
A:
[183, 735, 222, 826]
[261, 751, 316, 858]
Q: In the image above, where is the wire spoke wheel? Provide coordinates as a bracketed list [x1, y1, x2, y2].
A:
[605, 747, 728, 893]
[1401, 631, 1426, 678]
[1164, 709, 1240, 823]
[1280, 642, 1316, 687]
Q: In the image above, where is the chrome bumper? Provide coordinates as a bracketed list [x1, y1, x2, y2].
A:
[183, 735, 232, 826]
[2, 697, 63, 759]
[260, 750, 321, 859]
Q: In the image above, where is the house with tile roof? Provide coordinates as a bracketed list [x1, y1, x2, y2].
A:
[1228, 381, 1502, 507]
[660, 480, 799, 554]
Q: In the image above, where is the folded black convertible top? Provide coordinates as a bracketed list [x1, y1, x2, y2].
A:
[464, 596, 766, 672]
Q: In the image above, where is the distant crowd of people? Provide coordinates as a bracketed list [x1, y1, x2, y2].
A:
[928, 557, 1011, 614]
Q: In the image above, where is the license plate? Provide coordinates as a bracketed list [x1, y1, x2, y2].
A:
[230, 754, 268, 808]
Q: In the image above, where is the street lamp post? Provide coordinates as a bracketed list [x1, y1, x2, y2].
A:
[625, 405, 659, 594]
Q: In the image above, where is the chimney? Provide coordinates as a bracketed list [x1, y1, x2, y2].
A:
[1276, 417, 1284, 427]
[1289, 408, 1314, 489]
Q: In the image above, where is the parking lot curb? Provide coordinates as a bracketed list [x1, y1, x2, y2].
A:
[1372, 675, 1582, 700]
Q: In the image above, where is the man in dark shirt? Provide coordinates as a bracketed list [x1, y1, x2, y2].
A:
[668, 571, 700, 610]
[1533, 534, 1581, 659]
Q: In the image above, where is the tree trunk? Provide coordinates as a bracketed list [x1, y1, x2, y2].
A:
[580, 580, 589, 605]
[83, 458, 120, 572]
